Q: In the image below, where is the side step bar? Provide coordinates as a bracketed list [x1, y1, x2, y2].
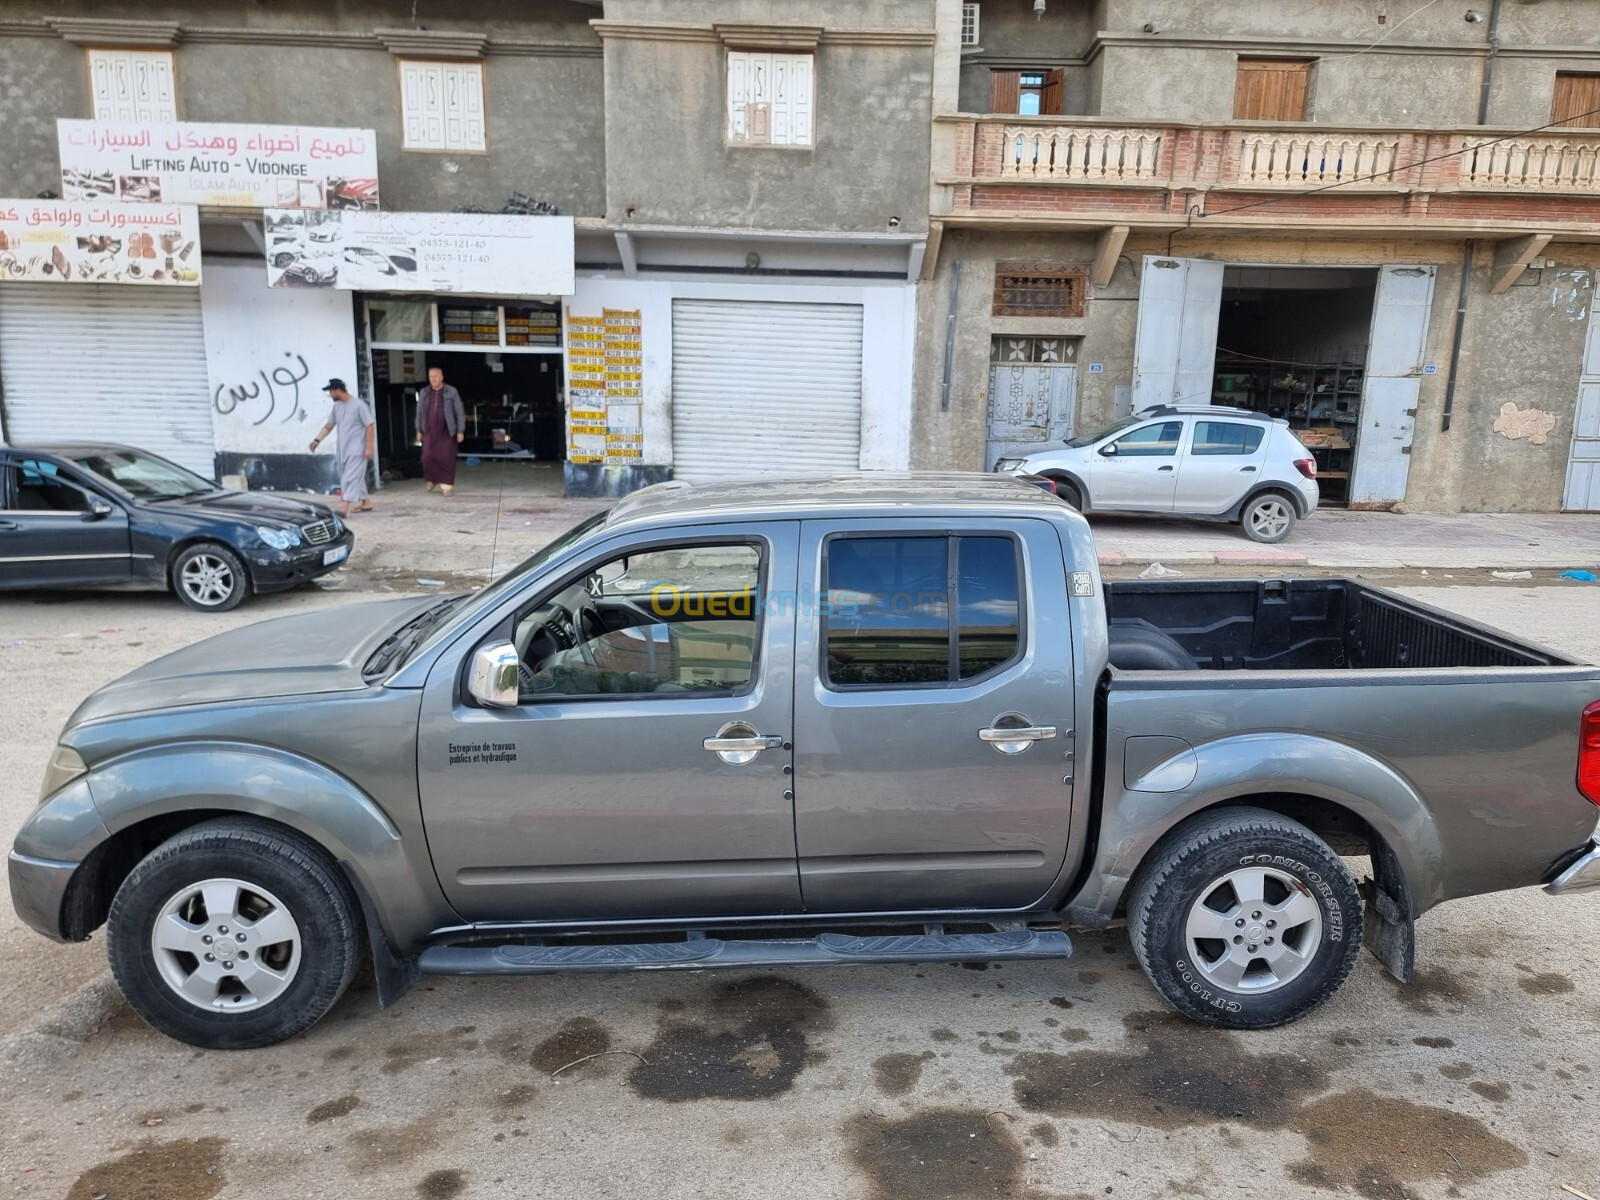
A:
[418, 928, 1073, 976]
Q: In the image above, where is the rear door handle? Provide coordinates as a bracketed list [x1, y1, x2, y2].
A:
[1240, 466, 1257, 472]
[978, 725, 1057, 754]
[0, 520, 17, 532]
[1157, 465, 1174, 472]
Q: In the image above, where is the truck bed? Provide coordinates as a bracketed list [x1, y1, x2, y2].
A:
[1104, 578, 1579, 671]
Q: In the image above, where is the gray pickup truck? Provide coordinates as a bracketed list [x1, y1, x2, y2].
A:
[11, 476, 1600, 1049]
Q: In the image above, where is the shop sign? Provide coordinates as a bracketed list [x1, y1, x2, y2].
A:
[566, 307, 644, 465]
[58, 120, 379, 210]
[263, 210, 575, 295]
[0, 199, 200, 285]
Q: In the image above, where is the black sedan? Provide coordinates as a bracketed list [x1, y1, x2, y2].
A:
[0, 442, 355, 612]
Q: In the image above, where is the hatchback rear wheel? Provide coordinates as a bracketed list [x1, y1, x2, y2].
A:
[1241, 493, 1297, 543]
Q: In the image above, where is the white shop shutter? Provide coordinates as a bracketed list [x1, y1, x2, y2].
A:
[0, 283, 215, 478]
[671, 299, 863, 484]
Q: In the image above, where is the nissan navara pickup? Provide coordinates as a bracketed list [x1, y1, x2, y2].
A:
[11, 476, 1600, 1048]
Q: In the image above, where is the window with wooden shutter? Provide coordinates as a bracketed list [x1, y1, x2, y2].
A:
[87, 49, 177, 122]
[1552, 73, 1600, 129]
[727, 51, 814, 147]
[990, 70, 1021, 114]
[1233, 58, 1312, 121]
[989, 68, 1064, 115]
[399, 59, 486, 152]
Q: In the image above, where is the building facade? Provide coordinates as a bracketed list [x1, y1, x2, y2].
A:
[0, 0, 933, 496]
[917, 0, 1600, 512]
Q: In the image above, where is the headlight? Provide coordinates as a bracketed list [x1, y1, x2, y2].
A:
[40, 745, 87, 801]
[995, 458, 1028, 473]
[254, 524, 302, 550]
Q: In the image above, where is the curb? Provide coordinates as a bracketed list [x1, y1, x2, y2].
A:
[0, 971, 121, 1082]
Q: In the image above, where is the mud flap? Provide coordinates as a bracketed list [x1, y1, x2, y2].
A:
[340, 862, 421, 1009]
[1361, 834, 1415, 984]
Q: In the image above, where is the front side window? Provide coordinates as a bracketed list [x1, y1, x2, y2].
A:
[514, 543, 762, 700]
[1191, 421, 1265, 456]
[824, 535, 1022, 688]
[399, 59, 487, 152]
[1109, 420, 1183, 457]
[727, 51, 814, 147]
[7, 459, 92, 513]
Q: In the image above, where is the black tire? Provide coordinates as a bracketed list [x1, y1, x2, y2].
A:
[106, 818, 363, 1049]
[272, 252, 294, 268]
[1240, 493, 1298, 543]
[171, 542, 249, 612]
[1127, 806, 1362, 1030]
[1045, 475, 1083, 511]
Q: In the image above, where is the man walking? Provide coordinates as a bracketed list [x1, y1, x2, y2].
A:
[309, 378, 376, 516]
[416, 365, 466, 497]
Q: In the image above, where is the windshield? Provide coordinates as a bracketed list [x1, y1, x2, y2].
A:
[1063, 416, 1143, 449]
[401, 508, 612, 667]
[71, 449, 216, 501]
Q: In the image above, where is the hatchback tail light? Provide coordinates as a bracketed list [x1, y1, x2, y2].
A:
[1293, 458, 1317, 480]
[1580, 702, 1600, 805]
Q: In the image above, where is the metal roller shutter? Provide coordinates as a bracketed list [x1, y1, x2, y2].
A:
[671, 299, 863, 483]
[0, 283, 215, 477]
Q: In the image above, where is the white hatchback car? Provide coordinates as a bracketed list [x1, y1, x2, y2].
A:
[996, 406, 1319, 543]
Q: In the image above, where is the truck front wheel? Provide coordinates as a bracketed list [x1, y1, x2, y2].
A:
[106, 818, 363, 1049]
[1127, 807, 1363, 1029]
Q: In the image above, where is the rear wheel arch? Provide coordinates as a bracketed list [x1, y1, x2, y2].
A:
[1232, 483, 1309, 521]
[1040, 471, 1087, 509]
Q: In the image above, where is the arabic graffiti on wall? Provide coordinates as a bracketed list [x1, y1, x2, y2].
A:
[201, 260, 360, 456]
[58, 119, 380, 210]
[0, 199, 200, 285]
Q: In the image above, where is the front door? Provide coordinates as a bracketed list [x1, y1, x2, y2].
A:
[416, 524, 803, 922]
[792, 517, 1076, 912]
[1086, 418, 1185, 510]
[1172, 417, 1270, 513]
[0, 456, 131, 589]
[986, 338, 1077, 469]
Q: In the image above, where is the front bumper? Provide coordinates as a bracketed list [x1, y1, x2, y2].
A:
[1546, 840, 1600, 895]
[8, 851, 78, 942]
[249, 529, 356, 593]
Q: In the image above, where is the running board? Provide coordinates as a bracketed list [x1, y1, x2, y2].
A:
[418, 928, 1073, 976]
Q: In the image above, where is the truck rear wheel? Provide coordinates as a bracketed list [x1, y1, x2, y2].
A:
[1127, 807, 1362, 1029]
[106, 818, 363, 1049]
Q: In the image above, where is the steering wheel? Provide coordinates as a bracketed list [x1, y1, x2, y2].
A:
[578, 603, 605, 643]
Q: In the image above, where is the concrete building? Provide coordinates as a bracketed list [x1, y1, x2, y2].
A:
[917, 0, 1600, 512]
[0, 1, 933, 496]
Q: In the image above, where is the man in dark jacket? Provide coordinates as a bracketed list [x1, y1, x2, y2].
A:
[415, 365, 466, 496]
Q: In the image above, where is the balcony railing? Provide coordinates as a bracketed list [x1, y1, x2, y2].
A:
[950, 115, 1600, 201]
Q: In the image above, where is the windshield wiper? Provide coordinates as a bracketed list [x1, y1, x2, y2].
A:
[364, 594, 468, 678]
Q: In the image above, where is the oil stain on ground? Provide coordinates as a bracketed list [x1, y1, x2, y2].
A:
[1286, 1090, 1525, 1196]
[381, 1025, 480, 1075]
[349, 1119, 442, 1171]
[67, 1137, 227, 1200]
[630, 975, 831, 1102]
[417, 1168, 467, 1198]
[529, 1016, 613, 1074]
[848, 1108, 1086, 1200]
[1392, 968, 1474, 1015]
[306, 1094, 361, 1124]
[1008, 1011, 1330, 1129]
[1514, 964, 1575, 996]
[873, 1050, 935, 1096]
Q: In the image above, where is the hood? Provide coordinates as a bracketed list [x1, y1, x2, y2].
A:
[155, 489, 336, 527]
[66, 595, 442, 727]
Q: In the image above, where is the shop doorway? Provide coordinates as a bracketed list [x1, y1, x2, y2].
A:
[1212, 267, 1379, 507]
[363, 297, 565, 484]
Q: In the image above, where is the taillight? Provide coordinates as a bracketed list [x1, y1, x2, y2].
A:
[1580, 702, 1600, 805]
[1294, 458, 1317, 480]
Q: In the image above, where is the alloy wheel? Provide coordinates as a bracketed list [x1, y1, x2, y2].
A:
[1248, 498, 1292, 539]
[150, 877, 302, 1011]
[1182, 865, 1323, 994]
[180, 554, 235, 607]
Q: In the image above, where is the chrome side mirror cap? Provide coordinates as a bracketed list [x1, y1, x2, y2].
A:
[467, 641, 519, 708]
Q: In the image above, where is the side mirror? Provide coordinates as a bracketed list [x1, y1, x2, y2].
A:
[467, 641, 520, 708]
[85, 498, 113, 520]
[1098, 443, 1119, 457]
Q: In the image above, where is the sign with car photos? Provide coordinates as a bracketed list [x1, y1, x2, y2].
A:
[0, 199, 200, 286]
[264, 210, 575, 295]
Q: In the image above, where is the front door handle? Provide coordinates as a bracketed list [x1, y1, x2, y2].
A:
[0, 520, 17, 532]
[978, 723, 1057, 755]
[704, 722, 783, 765]
[1157, 465, 1174, 472]
[1240, 466, 1257, 473]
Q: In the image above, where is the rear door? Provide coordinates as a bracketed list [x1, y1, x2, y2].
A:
[1087, 418, 1185, 509]
[792, 517, 1076, 912]
[0, 455, 131, 589]
[1173, 418, 1269, 513]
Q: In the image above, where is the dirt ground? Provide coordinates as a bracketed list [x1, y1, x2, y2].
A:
[1, 578, 1597, 1200]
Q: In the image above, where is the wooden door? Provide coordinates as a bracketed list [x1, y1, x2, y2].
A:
[990, 70, 1021, 114]
[1552, 73, 1600, 129]
[1233, 59, 1310, 121]
[1041, 68, 1064, 115]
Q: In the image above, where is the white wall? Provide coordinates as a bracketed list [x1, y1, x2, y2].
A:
[566, 274, 916, 473]
[200, 260, 359, 456]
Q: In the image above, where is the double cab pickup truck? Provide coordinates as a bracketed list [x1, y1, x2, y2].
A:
[11, 476, 1600, 1048]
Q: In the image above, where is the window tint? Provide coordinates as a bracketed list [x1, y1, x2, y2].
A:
[9, 460, 91, 513]
[515, 543, 761, 701]
[1191, 421, 1265, 456]
[824, 535, 1022, 688]
[1111, 421, 1183, 457]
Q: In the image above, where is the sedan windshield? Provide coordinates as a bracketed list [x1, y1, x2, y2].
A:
[1063, 416, 1142, 449]
[71, 449, 217, 501]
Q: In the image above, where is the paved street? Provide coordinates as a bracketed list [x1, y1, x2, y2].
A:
[2, 562, 1598, 1200]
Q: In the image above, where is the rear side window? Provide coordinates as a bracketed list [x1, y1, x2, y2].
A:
[823, 535, 1022, 688]
[1191, 421, 1265, 456]
[1110, 420, 1182, 457]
